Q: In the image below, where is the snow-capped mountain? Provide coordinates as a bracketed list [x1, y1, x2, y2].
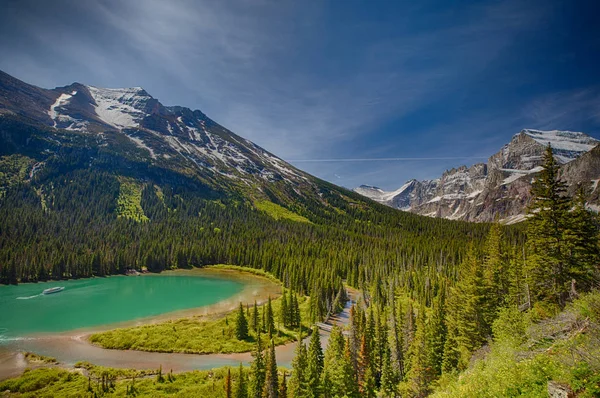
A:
[0, 70, 309, 190]
[355, 129, 600, 223]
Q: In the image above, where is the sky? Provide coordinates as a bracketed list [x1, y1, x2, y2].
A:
[1, 0, 599, 190]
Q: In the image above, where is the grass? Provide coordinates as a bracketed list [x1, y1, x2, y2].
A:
[90, 294, 310, 354]
[432, 292, 600, 398]
[23, 352, 57, 364]
[0, 364, 244, 398]
[207, 264, 281, 284]
[0, 154, 35, 197]
[74, 361, 158, 379]
[116, 177, 149, 222]
[254, 200, 311, 223]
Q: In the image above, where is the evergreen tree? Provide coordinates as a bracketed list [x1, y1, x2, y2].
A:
[263, 340, 278, 398]
[405, 310, 433, 397]
[280, 290, 289, 328]
[235, 363, 248, 398]
[343, 338, 360, 397]
[442, 247, 488, 371]
[322, 326, 358, 397]
[289, 341, 308, 398]
[279, 372, 288, 398]
[361, 366, 377, 398]
[526, 145, 572, 307]
[563, 187, 600, 295]
[388, 298, 404, 379]
[266, 297, 275, 338]
[402, 302, 415, 375]
[306, 326, 324, 397]
[250, 332, 266, 398]
[358, 335, 371, 392]
[427, 295, 446, 377]
[483, 222, 506, 316]
[236, 302, 249, 340]
[380, 348, 399, 398]
[226, 368, 232, 398]
[252, 301, 259, 333]
[506, 245, 526, 309]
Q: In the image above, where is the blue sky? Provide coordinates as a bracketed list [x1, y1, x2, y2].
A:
[1, 0, 599, 190]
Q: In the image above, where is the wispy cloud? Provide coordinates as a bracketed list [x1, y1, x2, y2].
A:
[525, 88, 600, 130]
[289, 157, 488, 163]
[1, 0, 598, 190]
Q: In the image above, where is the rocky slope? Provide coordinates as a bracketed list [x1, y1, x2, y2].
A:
[0, 70, 319, 204]
[355, 129, 600, 223]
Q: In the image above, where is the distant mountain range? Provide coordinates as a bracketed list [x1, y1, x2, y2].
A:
[355, 129, 600, 223]
[2, 69, 597, 226]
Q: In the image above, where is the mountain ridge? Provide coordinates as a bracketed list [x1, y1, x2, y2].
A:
[355, 129, 600, 223]
[0, 70, 320, 203]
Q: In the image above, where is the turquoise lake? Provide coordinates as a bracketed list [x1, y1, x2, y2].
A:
[0, 273, 244, 339]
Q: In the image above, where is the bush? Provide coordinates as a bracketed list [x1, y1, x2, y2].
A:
[530, 301, 561, 322]
[492, 306, 528, 346]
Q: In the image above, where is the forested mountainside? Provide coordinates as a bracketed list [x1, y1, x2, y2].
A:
[2, 71, 599, 397]
[355, 129, 600, 223]
[0, 70, 495, 318]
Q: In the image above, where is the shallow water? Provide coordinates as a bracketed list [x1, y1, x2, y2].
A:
[0, 270, 356, 380]
[0, 272, 243, 339]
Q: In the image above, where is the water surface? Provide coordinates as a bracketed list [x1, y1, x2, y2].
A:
[0, 273, 243, 339]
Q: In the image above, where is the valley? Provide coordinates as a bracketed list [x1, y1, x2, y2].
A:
[0, 68, 599, 398]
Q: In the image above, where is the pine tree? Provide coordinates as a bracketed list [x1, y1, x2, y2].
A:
[252, 301, 259, 333]
[564, 187, 600, 295]
[358, 334, 370, 392]
[279, 371, 288, 398]
[483, 222, 506, 316]
[236, 302, 249, 340]
[251, 332, 266, 398]
[235, 363, 248, 398]
[442, 247, 488, 371]
[306, 326, 324, 397]
[526, 144, 572, 307]
[380, 348, 399, 398]
[506, 245, 526, 308]
[263, 340, 279, 398]
[266, 297, 275, 338]
[280, 290, 289, 328]
[322, 326, 358, 397]
[405, 309, 433, 397]
[226, 368, 232, 398]
[289, 341, 308, 398]
[402, 302, 415, 375]
[427, 295, 446, 377]
[342, 338, 360, 397]
[388, 297, 404, 379]
[361, 366, 377, 398]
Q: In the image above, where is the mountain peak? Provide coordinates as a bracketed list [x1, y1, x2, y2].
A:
[85, 85, 156, 130]
[517, 129, 599, 164]
[356, 127, 600, 223]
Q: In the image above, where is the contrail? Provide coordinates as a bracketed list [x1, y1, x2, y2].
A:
[288, 156, 488, 163]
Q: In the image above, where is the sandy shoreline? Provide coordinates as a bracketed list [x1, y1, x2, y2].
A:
[0, 267, 283, 380]
[0, 271, 358, 381]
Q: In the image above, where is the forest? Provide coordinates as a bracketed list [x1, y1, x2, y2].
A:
[1, 134, 599, 397]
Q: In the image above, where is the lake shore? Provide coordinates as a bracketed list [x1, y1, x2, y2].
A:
[0, 266, 283, 380]
[0, 267, 358, 382]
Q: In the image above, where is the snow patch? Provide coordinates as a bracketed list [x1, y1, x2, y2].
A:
[522, 129, 599, 163]
[125, 134, 156, 159]
[48, 92, 75, 127]
[87, 86, 150, 129]
[501, 214, 528, 225]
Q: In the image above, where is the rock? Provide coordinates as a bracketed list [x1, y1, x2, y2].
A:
[547, 381, 574, 398]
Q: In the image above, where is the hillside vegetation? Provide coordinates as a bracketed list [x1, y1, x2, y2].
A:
[432, 292, 600, 397]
